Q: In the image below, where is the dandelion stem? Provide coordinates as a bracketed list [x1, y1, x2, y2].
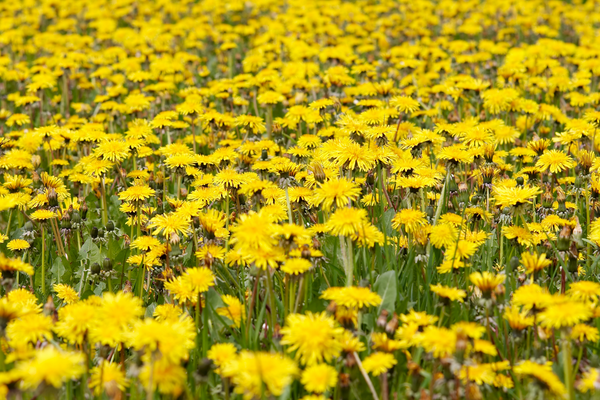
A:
[177, 174, 182, 200]
[265, 267, 277, 338]
[563, 339, 574, 400]
[353, 352, 380, 400]
[266, 105, 273, 139]
[4, 210, 12, 237]
[293, 276, 304, 314]
[192, 122, 197, 153]
[285, 187, 293, 223]
[101, 176, 108, 226]
[340, 235, 354, 287]
[138, 265, 145, 299]
[245, 270, 260, 342]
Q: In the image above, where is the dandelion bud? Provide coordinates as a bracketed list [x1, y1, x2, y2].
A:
[366, 171, 375, 185]
[47, 188, 58, 207]
[103, 257, 113, 271]
[326, 301, 337, 315]
[91, 262, 101, 275]
[385, 313, 398, 334]
[556, 187, 566, 203]
[106, 220, 115, 232]
[31, 155, 41, 168]
[338, 373, 350, 388]
[345, 353, 356, 369]
[91, 226, 99, 239]
[542, 189, 553, 208]
[573, 218, 584, 248]
[312, 237, 321, 250]
[448, 178, 458, 194]
[301, 244, 312, 259]
[44, 296, 55, 317]
[98, 228, 105, 238]
[24, 221, 34, 232]
[180, 187, 188, 198]
[197, 358, 213, 377]
[81, 203, 88, 219]
[261, 148, 268, 161]
[309, 163, 326, 183]
[465, 383, 482, 400]
[557, 225, 571, 251]
[568, 252, 578, 273]
[376, 310, 389, 329]
[60, 218, 71, 230]
[516, 176, 524, 186]
[170, 232, 181, 245]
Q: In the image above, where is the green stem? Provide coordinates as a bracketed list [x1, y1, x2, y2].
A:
[563, 339, 574, 400]
[266, 106, 273, 139]
[265, 268, 277, 338]
[354, 352, 380, 400]
[196, 293, 201, 332]
[285, 187, 293, 223]
[345, 236, 354, 287]
[41, 226, 46, 296]
[4, 210, 12, 237]
[294, 276, 305, 313]
[101, 176, 108, 226]
[587, 191, 591, 268]
[138, 266, 145, 299]
[177, 174, 182, 200]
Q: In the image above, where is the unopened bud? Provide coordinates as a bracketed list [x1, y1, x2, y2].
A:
[32, 155, 41, 168]
[91, 262, 101, 275]
[47, 188, 58, 207]
[103, 257, 113, 271]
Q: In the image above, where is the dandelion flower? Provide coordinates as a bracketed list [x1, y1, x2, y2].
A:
[520, 252, 552, 275]
[16, 347, 85, 389]
[89, 361, 128, 396]
[538, 299, 592, 329]
[321, 286, 382, 309]
[325, 208, 368, 237]
[361, 352, 397, 376]
[312, 178, 361, 210]
[535, 150, 576, 173]
[391, 209, 427, 233]
[430, 284, 466, 303]
[301, 363, 338, 393]
[221, 351, 298, 399]
[280, 312, 344, 365]
[53, 284, 79, 304]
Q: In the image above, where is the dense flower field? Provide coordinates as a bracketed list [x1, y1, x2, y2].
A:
[3, 0, 600, 399]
